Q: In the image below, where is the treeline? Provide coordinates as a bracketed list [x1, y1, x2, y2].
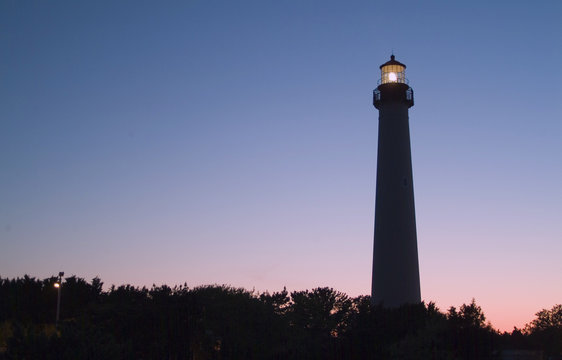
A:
[0, 275, 560, 359]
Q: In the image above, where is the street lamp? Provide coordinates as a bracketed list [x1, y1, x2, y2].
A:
[54, 271, 64, 328]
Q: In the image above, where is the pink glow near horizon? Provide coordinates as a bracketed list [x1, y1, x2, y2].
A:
[2, 1, 561, 335]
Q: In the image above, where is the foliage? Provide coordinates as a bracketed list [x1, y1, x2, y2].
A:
[445, 299, 496, 360]
[525, 304, 562, 356]
[526, 304, 562, 332]
[0, 275, 557, 359]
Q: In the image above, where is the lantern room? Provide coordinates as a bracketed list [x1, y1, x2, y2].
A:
[373, 54, 413, 109]
[380, 55, 407, 84]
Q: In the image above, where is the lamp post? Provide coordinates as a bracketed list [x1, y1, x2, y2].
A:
[54, 271, 64, 328]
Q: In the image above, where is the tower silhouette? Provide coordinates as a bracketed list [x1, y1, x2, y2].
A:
[371, 55, 421, 307]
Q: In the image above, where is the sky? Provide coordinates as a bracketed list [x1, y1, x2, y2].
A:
[1, 0, 561, 332]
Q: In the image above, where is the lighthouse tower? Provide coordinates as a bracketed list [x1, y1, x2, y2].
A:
[371, 55, 421, 307]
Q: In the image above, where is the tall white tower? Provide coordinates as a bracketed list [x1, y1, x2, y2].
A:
[371, 55, 421, 307]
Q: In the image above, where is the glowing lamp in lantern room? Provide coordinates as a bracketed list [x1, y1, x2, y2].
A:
[380, 55, 406, 84]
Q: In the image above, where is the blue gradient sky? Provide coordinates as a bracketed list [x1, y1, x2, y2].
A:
[1, 0, 561, 331]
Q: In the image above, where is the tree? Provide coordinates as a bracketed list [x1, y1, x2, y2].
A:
[259, 287, 290, 315]
[447, 299, 496, 360]
[526, 304, 562, 332]
[290, 287, 352, 336]
[525, 304, 562, 356]
[288, 287, 352, 359]
[447, 298, 487, 329]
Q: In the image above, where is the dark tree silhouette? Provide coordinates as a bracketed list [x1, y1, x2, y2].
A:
[446, 299, 496, 360]
[525, 304, 562, 357]
[0, 275, 557, 360]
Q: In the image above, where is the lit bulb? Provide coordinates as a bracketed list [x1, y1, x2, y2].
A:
[54, 283, 60, 288]
[388, 72, 397, 82]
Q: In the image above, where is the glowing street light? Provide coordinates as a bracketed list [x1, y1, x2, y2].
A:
[54, 271, 64, 328]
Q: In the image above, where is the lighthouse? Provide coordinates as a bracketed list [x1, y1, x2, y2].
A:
[371, 55, 421, 307]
